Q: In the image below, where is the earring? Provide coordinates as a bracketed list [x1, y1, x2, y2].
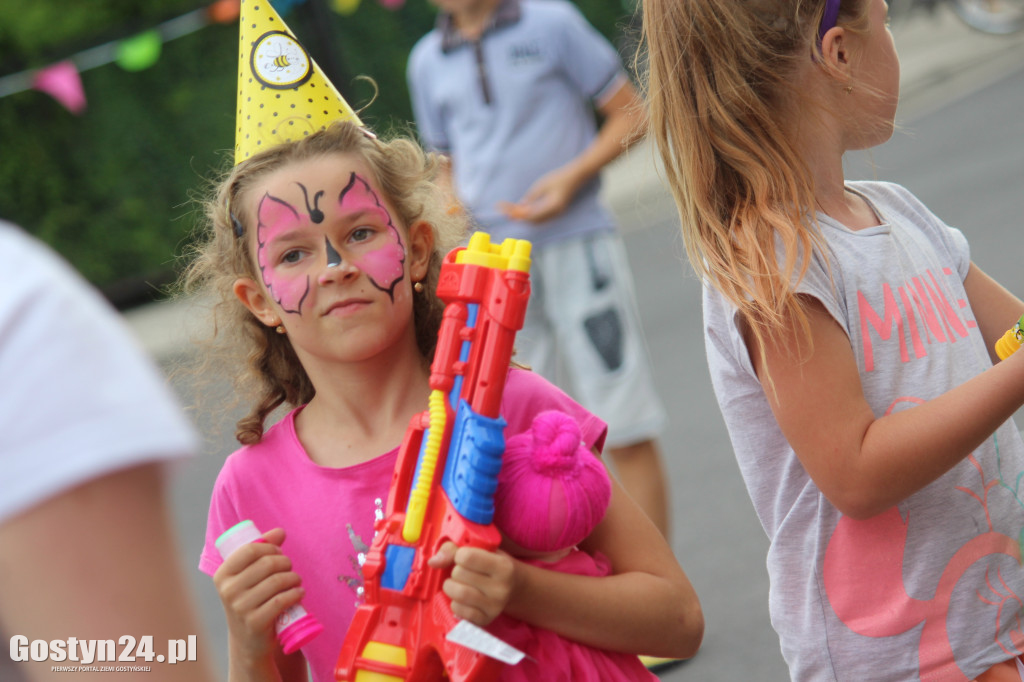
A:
[414, 281, 424, 293]
[276, 325, 286, 335]
[844, 85, 854, 94]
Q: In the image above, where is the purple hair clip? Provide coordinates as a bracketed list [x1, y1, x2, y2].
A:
[818, 0, 842, 45]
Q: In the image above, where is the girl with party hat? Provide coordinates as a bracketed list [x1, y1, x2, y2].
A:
[183, 3, 702, 680]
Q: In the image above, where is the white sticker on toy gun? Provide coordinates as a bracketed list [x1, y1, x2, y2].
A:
[445, 621, 525, 665]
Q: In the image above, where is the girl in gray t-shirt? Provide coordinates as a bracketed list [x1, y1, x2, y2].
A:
[643, 0, 1024, 678]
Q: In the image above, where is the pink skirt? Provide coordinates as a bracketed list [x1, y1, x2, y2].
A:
[487, 550, 658, 682]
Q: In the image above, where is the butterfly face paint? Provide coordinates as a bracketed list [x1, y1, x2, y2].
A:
[256, 193, 311, 314]
[253, 171, 407, 317]
[337, 173, 406, 299]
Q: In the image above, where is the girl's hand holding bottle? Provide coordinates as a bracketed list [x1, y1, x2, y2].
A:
[213, 526, 308, 664]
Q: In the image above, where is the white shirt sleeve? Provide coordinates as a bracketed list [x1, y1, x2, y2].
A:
[0, 222, 198, 522]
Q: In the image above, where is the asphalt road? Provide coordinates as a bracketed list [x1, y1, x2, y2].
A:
[140, 10, 1024, 679]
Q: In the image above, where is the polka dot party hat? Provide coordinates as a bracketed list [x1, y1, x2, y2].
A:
[234, 0, 362, 164]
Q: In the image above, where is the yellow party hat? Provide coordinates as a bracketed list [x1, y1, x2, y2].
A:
[235, 0, 362, 164]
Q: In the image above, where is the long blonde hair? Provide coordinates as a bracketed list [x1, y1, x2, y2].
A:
[178, 120, 466, 445]
[640, 0, 867, 354]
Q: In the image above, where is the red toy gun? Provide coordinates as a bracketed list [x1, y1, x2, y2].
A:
[335, 232, 532, 682]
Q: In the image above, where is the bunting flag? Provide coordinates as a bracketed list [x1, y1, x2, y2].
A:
[115, 30, 163, 72]
[332, 0, 361, 15]
[0, 0, 389, 113]
[31, 61, 87, 115]
[209, 0, 243, 23]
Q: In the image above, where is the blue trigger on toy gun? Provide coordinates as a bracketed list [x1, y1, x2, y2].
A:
[442, 399, 506, 525]
[381, 545, 416, 592]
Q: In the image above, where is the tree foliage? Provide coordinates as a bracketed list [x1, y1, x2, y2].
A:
[0, 0, 633, 304]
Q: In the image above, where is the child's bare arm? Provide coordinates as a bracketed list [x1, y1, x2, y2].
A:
[429, 472, 701, 659]
[497, 80, 646, 224]
[213, 528, 308, 682]
[751, 283, 1024, 520]
[0, 464, 219, 682]
[502, 477, 702, 659]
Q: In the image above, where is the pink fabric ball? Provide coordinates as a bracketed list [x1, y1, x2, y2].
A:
[495, 410, 612, 552]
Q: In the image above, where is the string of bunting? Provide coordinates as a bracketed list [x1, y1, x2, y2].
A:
[0, 0, 399, 115]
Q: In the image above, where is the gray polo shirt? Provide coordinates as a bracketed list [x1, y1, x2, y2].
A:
[407, 0, 629, 246]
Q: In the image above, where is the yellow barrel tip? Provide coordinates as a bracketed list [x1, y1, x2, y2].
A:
[455, 232, 532, 271]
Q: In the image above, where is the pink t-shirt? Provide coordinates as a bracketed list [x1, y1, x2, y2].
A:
[199, 367, 606, 682]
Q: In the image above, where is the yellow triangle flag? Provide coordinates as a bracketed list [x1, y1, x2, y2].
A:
[235, 0, 362, 164]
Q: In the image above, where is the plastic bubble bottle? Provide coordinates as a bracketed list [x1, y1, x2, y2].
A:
[215, 520, 324, 654]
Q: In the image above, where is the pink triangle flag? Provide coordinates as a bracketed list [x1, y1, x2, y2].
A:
[32, 61, 87, 115]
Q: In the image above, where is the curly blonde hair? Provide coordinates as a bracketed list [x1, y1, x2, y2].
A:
[178, 120, 466, 445]
[639, 0, 869, 358]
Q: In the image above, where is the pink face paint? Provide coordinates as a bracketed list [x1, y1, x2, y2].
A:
[338, 173, 406, 300]
[256, 193, 311, 314]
